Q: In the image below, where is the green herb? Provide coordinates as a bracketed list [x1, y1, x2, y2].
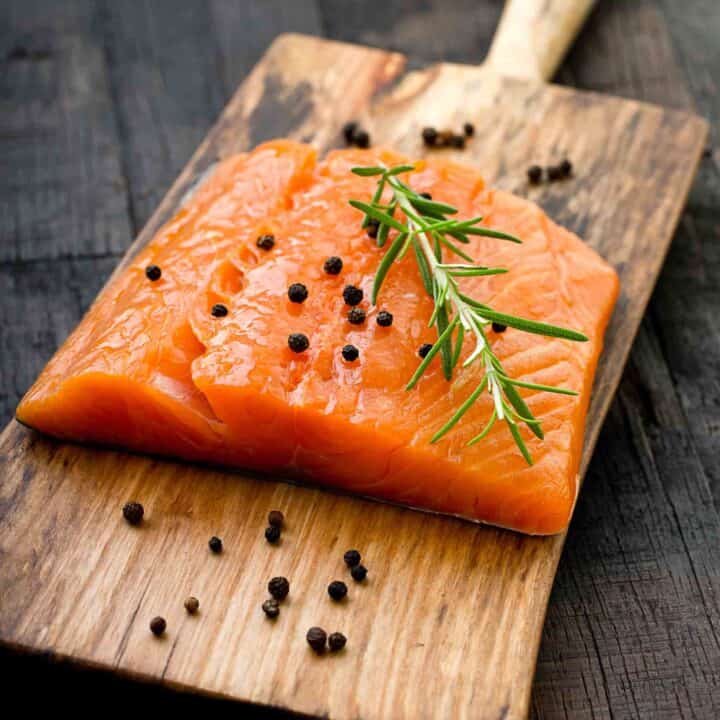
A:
[349, 164, 587, 463]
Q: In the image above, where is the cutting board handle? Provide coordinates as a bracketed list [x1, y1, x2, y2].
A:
[485, 0, 596, 81]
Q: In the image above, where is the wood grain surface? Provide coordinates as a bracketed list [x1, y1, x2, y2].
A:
[2, 11, 702, 717]
[0, 26, 710, 720]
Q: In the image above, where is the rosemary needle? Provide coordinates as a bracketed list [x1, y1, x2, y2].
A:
[349, 163, 587, 463]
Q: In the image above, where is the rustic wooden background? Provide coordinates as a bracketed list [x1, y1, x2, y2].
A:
[1, 1, 718, 718]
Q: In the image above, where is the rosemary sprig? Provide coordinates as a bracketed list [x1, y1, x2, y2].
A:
[349, 164, 588, 463]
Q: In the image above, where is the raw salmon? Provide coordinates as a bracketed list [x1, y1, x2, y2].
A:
[17, 140, 619, 534]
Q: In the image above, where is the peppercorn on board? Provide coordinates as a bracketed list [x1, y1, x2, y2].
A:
[0, 33, 707, 720]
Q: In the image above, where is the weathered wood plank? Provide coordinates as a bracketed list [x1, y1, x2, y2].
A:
[0, 0, 132, 262]
[650, 0, 720, 509]
[97, 0, 227, 232]
[533, 1, 720, 717]
[210, 0, 323, 93]
[649, 209, 720, 509]
[317, 0, 503, 64]
[657, 0, 720, 151]
[534, 323, 720, 719]
[99, 0, 323, 233]
[555, 0, 692, 109]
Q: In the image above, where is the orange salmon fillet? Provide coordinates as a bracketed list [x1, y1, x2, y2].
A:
[17, 140, 619, 534]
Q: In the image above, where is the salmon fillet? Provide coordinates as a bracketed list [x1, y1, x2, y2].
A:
[17, 140, 619, 534]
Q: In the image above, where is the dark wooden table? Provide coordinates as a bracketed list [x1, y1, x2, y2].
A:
[2, 1, 719, 718]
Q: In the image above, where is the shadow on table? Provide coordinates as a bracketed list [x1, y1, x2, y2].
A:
[0, 645, 301, 717]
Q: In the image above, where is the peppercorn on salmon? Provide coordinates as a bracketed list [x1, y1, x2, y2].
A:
[16, 140, 619, 534]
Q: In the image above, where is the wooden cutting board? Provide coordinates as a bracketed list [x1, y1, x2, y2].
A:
[0, 3, 708, 718]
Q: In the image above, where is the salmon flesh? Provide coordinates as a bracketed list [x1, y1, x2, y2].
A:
[17, 140, 619, 534]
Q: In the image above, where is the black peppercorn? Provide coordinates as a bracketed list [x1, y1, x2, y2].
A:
[547, 164, 564, 181]
[376, 310, 393, 327]
[343, 285, 364, 306]
[422, 127, 438, 147]
[463, 122, 475, 137]
[288, 333, 310, 353]
[324, 256, 343, 275]
[354, 130, 370, 149]
[209, 536, 223, 553]
[287, 283, 308, 303]
[418, 343, 433, 358]
[306, 626, 327, 653]
[451, 134, 466, 149]
[184, 596, 200, 615]
[351, 564, 367, 582]
[342, 121, 358, 145]
[366, 219, 380, 239]
[559, 158, 573, 177]
[211, 303, 228, 317]
[268, 509, 284, 528]
[265, 525, 281, 544]
[342, 344, 359, 362]
[122, 501, 144, 526]
[492, 322, 507, 333]
[328, 632, 347, 652]
[145, 265, 162, 281]
[527, 165, 543, 185]
[347, 307, 366, 325]
[344, 549, 361, 567]
[419, 192, 432, 200]
[256, 234, 275, 251]
[150, 616, 166, 636]
[268, 576, 290, 601]
[328, 580, 348, 601]
[262, 598, 280, 619]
